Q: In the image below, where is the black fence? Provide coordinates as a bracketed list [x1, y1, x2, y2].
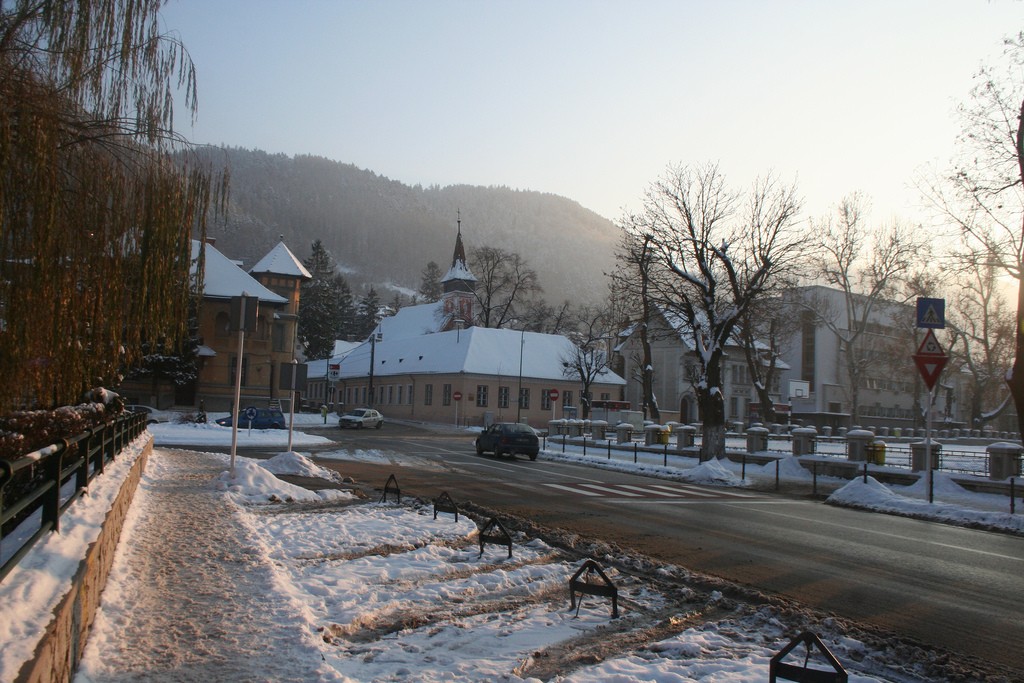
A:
[0, 412, 147, 583]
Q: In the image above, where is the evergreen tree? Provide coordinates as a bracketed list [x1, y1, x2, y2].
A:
[298, 240, 344, 359]
[357, 287, 384, 338]
[419, 261, 443, 302]
[335, 276, 358, 342]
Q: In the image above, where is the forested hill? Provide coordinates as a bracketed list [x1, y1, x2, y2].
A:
[201, 147, 620, 304]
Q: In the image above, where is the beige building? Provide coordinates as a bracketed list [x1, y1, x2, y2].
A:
[328, 223, 625, 428]
[119, 238, 310, 411]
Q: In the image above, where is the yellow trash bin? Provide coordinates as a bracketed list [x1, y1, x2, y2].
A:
[658, 429, 671, 445]
[867, 441, 886, 465]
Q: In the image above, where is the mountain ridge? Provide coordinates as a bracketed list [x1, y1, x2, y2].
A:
[202, 147, 620, 305]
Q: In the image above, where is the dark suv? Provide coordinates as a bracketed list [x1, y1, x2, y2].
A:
[215, 407, 286, 430]
[475, 423, 540, 460]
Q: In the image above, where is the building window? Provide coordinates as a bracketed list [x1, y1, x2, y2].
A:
[229, 355, 248, 387]
[442, 384, 452, 406]
[498, 386, 510, 409]
[476, 385, 488, 407]
[425, 384, 433, 406]
[407, 384, 414, 405]
[272, 322, 286, 351]
[801, 311, 816, 385]
[396, 385, 403, 405]
[564, 390, 573, 407]
[600, 392, 610, 401]
[542, 391, 552, 411]
[519, 388, 530, 410]
[215, 312, 230, 337]
[729, 396, 738, 418]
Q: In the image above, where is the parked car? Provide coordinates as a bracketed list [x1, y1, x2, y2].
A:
[215, 407, 287, 430]
[125, 404, 175, 425]
[339, 408, 384, 429]
[475, 422, 539, 460]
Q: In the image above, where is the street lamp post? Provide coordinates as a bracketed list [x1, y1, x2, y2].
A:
[516, 329, 525, 423]
[368, 331, 381, 408]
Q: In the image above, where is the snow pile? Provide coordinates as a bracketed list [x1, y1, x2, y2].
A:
[827, 476, 1024, 533]
[260, 450, 342, 481]
[215, 454, 353, 505]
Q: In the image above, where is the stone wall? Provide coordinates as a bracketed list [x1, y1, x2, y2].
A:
[14, 437, 152, 683]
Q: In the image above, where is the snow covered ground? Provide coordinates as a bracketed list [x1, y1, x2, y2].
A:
[1, 417, 1020, 682]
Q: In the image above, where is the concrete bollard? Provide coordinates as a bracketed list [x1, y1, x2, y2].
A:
[987, 442, 1023, 481]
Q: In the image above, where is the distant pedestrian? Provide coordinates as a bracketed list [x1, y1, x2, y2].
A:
[321, 404, 328, 424]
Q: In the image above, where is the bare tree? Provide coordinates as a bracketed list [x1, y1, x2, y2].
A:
[560, 305, 615, 419]
[610, 232, 661, 421]
[624, 163, 803, 460]
[919, 34, 1024, 435]
[945, 249, 1016, 427]
[808, 195, 926, 427]
[469, 246, 543, 329]
[734, 293, 800, 425]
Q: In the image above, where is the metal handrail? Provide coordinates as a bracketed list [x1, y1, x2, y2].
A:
[0, 412, 146, 583]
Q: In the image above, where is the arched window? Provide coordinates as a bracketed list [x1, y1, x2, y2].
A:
[215, 312, 230, 337]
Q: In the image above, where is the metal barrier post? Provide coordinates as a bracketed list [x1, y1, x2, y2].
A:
[663, 443, 667, 466]
[633, 442, 637, 463]
[775, 458, 780, 491]
[741, 453, 746, 481]
[582, 436, 587, 456]
[607, 441, 611, 459]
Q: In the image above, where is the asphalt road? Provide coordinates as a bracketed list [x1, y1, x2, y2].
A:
[233, 420, 1024, 672]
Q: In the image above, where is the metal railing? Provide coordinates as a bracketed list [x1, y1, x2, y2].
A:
[0, 412, 146, 583]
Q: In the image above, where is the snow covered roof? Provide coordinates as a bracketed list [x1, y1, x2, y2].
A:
[442, 260, 476, 283]
[441, 227, 476, 284]
[249, 240, 312, 279]
[191, 241, 287, 304]
[372, 301, 446, 341]
[335, 326, 625, 384]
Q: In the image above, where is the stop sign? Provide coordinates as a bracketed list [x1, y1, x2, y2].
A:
[548, 389, 560, 401]
[453, 391, 463, 401]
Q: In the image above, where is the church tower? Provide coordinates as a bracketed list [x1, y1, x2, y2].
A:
[440, 214, 477, 331]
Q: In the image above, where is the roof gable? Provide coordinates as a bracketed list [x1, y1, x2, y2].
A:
[249, 240, 312, 279]
[191, 241, 287, 303]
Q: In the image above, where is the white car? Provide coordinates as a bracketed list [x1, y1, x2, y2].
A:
[338, 408, 384, 429]
[125, 404, 176, 424]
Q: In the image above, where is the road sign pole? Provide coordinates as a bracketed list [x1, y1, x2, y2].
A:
[926, 387, 934, 504]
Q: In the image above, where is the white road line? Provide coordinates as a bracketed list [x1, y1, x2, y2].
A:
[578, 484, 644, 497]
[647, 484, 719, 498]
[615, 484, 685, 497]
[544, 483, 604, 497]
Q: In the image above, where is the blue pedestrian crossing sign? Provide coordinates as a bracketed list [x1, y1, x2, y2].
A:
[916, 298, 945, 329]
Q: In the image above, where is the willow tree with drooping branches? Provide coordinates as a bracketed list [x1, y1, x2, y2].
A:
[0, 0, 226, 413]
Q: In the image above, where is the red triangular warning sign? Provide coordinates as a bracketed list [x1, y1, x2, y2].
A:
[916, 329, 944, 356]
[913, 352, 947, 390]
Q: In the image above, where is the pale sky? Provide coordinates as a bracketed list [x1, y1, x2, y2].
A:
[161, 0, 1024, 224]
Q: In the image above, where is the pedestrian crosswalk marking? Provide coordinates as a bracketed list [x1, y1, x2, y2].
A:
[541, 482, 754, 500]
[648, 483, 753, 499]
[646, 484, 718, 498]
[616, 484, 684, 497]
[545, 483, 604, 497]
[578, 483, 644, 497]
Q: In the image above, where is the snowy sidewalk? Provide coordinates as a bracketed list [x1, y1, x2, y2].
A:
[74, 449, 337, 683]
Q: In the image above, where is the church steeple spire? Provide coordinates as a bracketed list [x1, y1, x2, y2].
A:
[441, 211, 477, 330]
[451, 210, 469, 272]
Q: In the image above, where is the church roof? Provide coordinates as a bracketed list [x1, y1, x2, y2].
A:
[249, 240, 312, 279]
[441, 224, 476, 283]
[334, 326, 625, 384]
